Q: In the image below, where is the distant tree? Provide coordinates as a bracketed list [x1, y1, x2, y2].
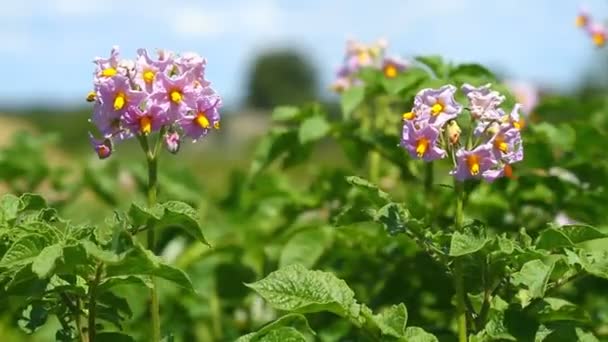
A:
[245, 49, 318, 109]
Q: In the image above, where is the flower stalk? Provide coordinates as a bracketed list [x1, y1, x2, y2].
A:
[453, 181, 467, 342]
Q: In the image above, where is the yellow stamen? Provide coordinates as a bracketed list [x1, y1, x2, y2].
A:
[415, 138, 429, 158]
[402, 111, 415, 120]
[170, 90, 182, 103]
[86, 91, 96, 102]
[101, 68, 117, 77]
[593, 33, 606, 47]
[213, 121, 220, 129]
[195, 112, 210, 129]
[513, 118, 525, 130]
[493, 135, 508, 153]
[431, 102, 444, 116]
[113, 92, 126, 111]
[384, 64, 398, 78]
[357, 51, 370, 64]
[140, 116, 152, 135]
[466, 155, 480, 175]
[143, 70, 155, 84]
[576, 15, 587, 28]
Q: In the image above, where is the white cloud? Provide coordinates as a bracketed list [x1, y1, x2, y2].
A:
[169, 0, 284, 38]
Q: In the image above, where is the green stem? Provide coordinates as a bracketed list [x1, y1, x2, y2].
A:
[88, 264, 103, 342]
[454, 181, 467, 342]
[139, 134, 162, 342]
[424, 162, 434, 221]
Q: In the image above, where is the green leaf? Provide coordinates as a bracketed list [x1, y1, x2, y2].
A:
[0, 234, 48, 269]
[31, 244, 63, 278]
[298, 116, 331, 144]
[449, 63, 495, 79]
[96, 332, 136, 342]
[19, 193, 47, 212]
[578, 251, 608, 279]
[17, 301, 48, 334]
[128, 202, 163, 228]
[403, 327, 439, 342]
[258, 327, 307, 342]
[98, 275, 153, 293]
[449, 226, 489, 256]
[279, 227, 333, 268]
[536, 224, 607, 250]
[415, 55, 448, 78]
[340, 86, 365, 119]
[246, 264, 360, 320]
[372, 303, 408, 338]
[272, 106, 301, 122]
[160, 201, 209, 246]
[98, 243, 195, 292]
[531, 297, 590, 324]
[511, 259, 554, 298]
[382, 67, 428, 95]
[345, 176, 391, 204]
[235, 313, 314, 342]
[0, 194, 20, 223]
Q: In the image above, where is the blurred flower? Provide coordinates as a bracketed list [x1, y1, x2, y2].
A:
[382, 56, 408, 78]
[504, 80, 539, 116]
[400, 121, 446, 161]
[576, 7, 591, 29]
[554, 212, 578, 226]
[590, 22, 606, 47]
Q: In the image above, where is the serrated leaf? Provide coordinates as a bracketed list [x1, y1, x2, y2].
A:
[96, 332, 136, 342]
[298, 116, 331, 144]
[106, 245, 195, 291]
[0, 194, 20, 223]
[340, 86, 365, 119]
[449, 227, 489, 256]
[235, 313, 314, 342]
[259, 327, 307, 342]
[403, 327, 439, 342]
[246, 264, 360, 320]
[279, 227, 333, 268]
[372, 303, 408, 338]
[511, 260, 554, 298]
[0, 234, 48, 268]
[19, 193, 47, 212]
[272, 106, 301, 122]
[32, 244, 63, 278]
[536, 225, 607, 250]
[160, 201, 209, 246]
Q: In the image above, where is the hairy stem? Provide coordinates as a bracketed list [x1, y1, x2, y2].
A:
[88, 264, 103, 342]
[139, 134, 162, 342]
[454, 181, 468, 342]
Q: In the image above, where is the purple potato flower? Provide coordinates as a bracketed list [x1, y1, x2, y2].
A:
[504, 80, 538, 116]
[179, 96, 222, 140]
[94, 46, 122, 82]
[413, 85, 462, 128]
[149, 71, 199, 120]
[451, 143, 498, 182]
[400, 121, 446, 161]
[123, 104, 169, 136]
[461, 83, 505, 120]
[93, 75, 145, 137]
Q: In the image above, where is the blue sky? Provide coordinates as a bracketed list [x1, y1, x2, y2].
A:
[1, 0, 606, 107]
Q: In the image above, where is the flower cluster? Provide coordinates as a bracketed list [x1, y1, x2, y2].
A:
[87, 46, 222, 159]
[576, 6, 606, 47]
[331, 39, 409, 92]
[400, 84, 524, 182]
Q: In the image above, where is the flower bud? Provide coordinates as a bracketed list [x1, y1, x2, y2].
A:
[164, 131, 181, 154]
[446, 120, 461, 145]
[88, 133, 113, 159]
[86, 91, 97, 102]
